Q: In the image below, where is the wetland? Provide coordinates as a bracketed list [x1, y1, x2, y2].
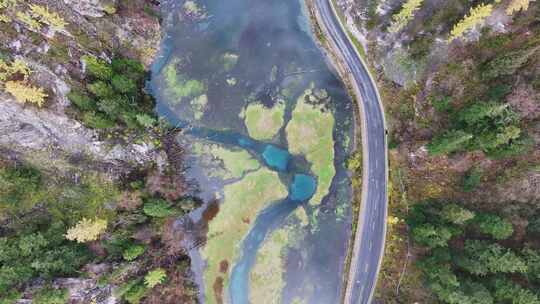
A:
[150, 0, 355, 302]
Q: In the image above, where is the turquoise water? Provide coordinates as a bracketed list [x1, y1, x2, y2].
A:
[151, 0, 355, 302]
[290, 174, 317, 201]
[262, 145, 290, 171]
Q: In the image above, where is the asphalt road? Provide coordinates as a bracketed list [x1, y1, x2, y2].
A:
[311, 0, 388, 303]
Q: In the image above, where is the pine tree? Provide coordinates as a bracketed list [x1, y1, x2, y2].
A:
[82, 55, 113, 80]
[449, 4, 493, 41]
[412, 223, 456, 248]
[427, 130, 473, 155]
[475, 214, 514, 240]
[4, 80, 47, 107]
[457, 240, 527, 275]
[441, 204, 475, 225]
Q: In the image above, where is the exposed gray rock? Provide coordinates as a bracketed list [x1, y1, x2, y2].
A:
[0, 94, 158, 166]
[16, 278, 118, 304]
[63, 0, 107, 18]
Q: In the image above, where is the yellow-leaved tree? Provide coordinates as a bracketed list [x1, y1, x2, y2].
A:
[506, 0, 531, 15]
[388, 0, 424, 33]
[1, 58, 48, 107]
[65, 218, 108, 243]
[29, 4, 67, 31]
[449, 3, 493, 41]
[4, 81, 47, 107]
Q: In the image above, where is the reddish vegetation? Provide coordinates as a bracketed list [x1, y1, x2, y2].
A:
[202, 201, 220, 223]
[145, 169, 187, 201]
[219, 260, 229, 274]
[144, 264, 197, 304]
[241, 217, 250, 224]
[161, 218, 186, 256]
[213, 277, 224, 304]
[118, 190, 143, 210]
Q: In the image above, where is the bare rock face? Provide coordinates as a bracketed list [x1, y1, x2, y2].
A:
[58, 278, 117, 304]
[15, 278, 118, 304]
[0, 94, 157, 167]
[63, 0, 108, 18]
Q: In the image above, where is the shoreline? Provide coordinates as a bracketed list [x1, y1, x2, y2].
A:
[303, 0, 365, 301]
[303, 0, 388, 302]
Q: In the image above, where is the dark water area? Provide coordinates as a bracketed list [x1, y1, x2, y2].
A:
[150, 0, 356, 302]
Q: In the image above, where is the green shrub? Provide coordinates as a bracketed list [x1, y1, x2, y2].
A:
[67, 90, 96, 111]
[487, 135, 534, 158]
[0, 290, 21, 304]
[124, 284, 147, 304]
[0, 223, 91, 291]
[97, 97, 123, 118]
[75, 56, 156, 133]
[482, 47, 538, 80]
[135, 114, 156, 128]
[111, 75, 137, 94]
[82, 112, 115, 129]
[82, 55, 113, 80]
[116, 280, 147, 304]
[122, 244, 145, 261]
[144, 268, 166, 288]
[475, 213, 514, 240]
[87, 81, 115, 98]
[411, 223, 459, 248]
[427, 130, 473, 155]
[0, 164, 44, 215]
[441, 203, 475, 225]
[103, 2, 117, 15]
[111, 58, 145, 81]
[32, 286, 68, 304]
[143, 199, 175, 218]
[462, 167, 482, 192]
[120, 112, 142, 130]
[431, 96, 452, 112]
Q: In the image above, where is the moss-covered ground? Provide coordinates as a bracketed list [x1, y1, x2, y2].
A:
[201, 168, 288, 304]
[242, 101, 285, 140]
[191, 141, 260, 180]
[248, 228, 289, 304]
[162, 58, 206, 103]
[285, 87, 336, 205]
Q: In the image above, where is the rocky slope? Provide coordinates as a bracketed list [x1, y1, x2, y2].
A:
[0, 0, 162, 173]
[0, 1, 200, 303]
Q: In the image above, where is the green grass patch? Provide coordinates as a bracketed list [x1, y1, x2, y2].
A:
[285, 86, 336, 205]
[201, 168, 288, 304]
[241, 101, 285, 141]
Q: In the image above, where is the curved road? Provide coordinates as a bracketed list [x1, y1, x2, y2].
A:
[311, 0, 388, 303]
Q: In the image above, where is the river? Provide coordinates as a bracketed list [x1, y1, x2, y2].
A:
[149, 0, 355, 303]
